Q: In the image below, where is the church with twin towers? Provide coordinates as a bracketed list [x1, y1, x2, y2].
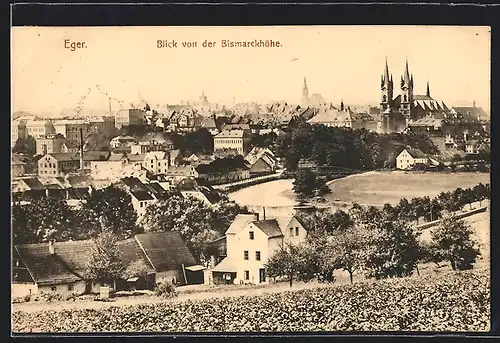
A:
[300, 58, 452, 133]
[379, 58, 450, 133]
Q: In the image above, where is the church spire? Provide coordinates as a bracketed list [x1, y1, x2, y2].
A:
[384, 57, 390, 84]
[403, 59, 411, 84]
[301, 77, 309, 108]
[426, 80, 430, 97]
[340, 99, 344, 111]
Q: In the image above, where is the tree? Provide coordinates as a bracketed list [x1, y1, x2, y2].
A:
[140, 196, 247, 263]
[82, 185, 140, 240]
[265, 242, 310, 287]
[395, 198, 416, 222]
[12, 135, 36, 156]
[123, 259, 150, 280]
[324, 227, 368, 284]
[293, 168, 317, 198]
[429, 214, 480, 271]
[181, 128, 214, 155]
[363, 219, 421, 279]
[473, 183, 488, 206]
[84, 229, 125, 287]
[330, 210, 354, 232]
[12, 197, 76, 244]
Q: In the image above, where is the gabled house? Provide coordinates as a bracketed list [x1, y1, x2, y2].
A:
[396, 147, 429, 170]
[205, 213, 307, 285]
[245, 147, 277, 175]
[12, 231, 202, 297]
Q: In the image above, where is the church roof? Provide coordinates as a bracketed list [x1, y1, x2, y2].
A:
[307, 108, 354, 124]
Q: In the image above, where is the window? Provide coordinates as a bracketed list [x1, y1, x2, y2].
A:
[256, 251, 261, 261]
[68, 284, 74, 291]
[295, 227, 299, 236]
[289, 228, 293, 236]
[244, 250, 249, 260]
[158, 162, 161, 166]
[51, 286, 57, 292]
[249, 231, 254, 240]
[244, 270, 250, 280]
[140, 202, 144, 208]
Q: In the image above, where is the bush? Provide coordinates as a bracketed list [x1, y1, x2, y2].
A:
[154, 280, 177, 298]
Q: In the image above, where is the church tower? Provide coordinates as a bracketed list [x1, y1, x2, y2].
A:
[301, 77, 309, 108]
[400, 59, 414, 121]
[380, 57, 393, 112]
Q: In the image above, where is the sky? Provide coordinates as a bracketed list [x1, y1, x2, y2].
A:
[11, 26, 491, 114]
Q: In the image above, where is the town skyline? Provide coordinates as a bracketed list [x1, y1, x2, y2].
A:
[12, 26, 490, 114]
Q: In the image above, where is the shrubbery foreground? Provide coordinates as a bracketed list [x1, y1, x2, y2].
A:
[12, 268, 489, 333]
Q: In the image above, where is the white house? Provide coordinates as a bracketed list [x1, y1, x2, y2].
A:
[207, 214, 307, 285]
[396, 147, 429, 170]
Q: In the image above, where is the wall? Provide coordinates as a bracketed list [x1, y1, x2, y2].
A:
[12, 283, 38, 298]
[38, 280, 87, 295]
[156, 270, 183, 285]
[282, 216, 308, 246]
[232, 222, 270, 284]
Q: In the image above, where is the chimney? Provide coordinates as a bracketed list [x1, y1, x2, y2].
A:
[48, 240, 55, 255]
[253, 211, 259, 221]
[263, 207, 266, 220]
[79, 128, 85, 173]
[473, 100, 476, 108]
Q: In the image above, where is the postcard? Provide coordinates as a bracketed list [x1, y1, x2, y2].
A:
[11, 25, 491, 333]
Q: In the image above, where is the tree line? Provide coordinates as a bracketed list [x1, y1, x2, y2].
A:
[267, 195, 486, 286]
[275, 121, 440, 171]
[12, 185, 249, 264]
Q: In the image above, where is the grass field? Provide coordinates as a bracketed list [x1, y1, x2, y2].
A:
[326, 171, 490, 206]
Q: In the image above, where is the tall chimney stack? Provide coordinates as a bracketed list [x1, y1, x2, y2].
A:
[263, 207, 266, 220]
[79, 128, 85, 173]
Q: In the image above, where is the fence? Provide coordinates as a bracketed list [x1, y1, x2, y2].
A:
[416, 205, 488, 230]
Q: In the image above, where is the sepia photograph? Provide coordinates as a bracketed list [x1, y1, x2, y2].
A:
[11, 25, 491, 333]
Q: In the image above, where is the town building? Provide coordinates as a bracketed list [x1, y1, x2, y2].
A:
[11, 154, 26, 177]
[35, 134, 66, 155]
[12, 231, 202, 297]
[213, 129, 253, 155]
[37, 151, 111, 177]
[143, 151, 170, 175]
[53, 119, 92, 145]
[245, 147, 277, 175]
[195, 156, 250, 185]
[395, 147, 430, 170]
[110, 135, 137, 149]
[205, 214, 307, 285]
[307, 101, 366, 129]
[115, 109, 147, 129]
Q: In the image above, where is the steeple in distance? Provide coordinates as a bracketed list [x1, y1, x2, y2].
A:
[301, 77, 309, 108]
[426, 80, 430, 97]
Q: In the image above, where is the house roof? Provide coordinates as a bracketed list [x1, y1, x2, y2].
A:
[253, 219, 284, 238]
[46, 151, 111, 162]
[452, 106, 488, 120]
[130, 189, 155, 201]
[307, 108, 354, 124]
[121, 177, 146, 190]
[144, 151, 168, 160]
[21, 178, 45, 190]
[117, 238, 156, 274]
[135, 231, 198, 272]
[215, 129, 251, 139]
[225, 214, 258, 234]
[212, 257, 238, 273]
[402, 147, 427, 159]
[170, 149, 182, 159]
[15, 240, 95, 285]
